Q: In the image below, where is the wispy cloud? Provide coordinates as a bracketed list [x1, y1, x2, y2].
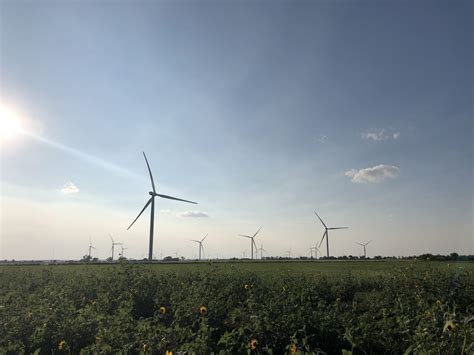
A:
[361, 128, 400, 141]
[178, 211, 210, 218]
[60, 182, 80, 194]
[317, 134, 328, 144]
[345, 164, 400, 183]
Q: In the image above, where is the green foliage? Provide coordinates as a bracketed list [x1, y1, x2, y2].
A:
[0, 262, 472, 354]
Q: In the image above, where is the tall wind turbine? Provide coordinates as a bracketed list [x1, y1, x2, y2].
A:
[309, 246, 315, 258]
[127, 152, 197, 261]
[88, 238, 96, 259]
[109, 234, 122, 261]
[239, 227, 261, 260]
[314, 211, 348, 257]
[191, 234, 208, 260]
[356, 241, 371, 258]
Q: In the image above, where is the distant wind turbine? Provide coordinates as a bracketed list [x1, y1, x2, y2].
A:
[88, 238, 96, 259]
[239, 227, 261, 260]
[356, 241, 371, 258]
[127, 152, 197, 261]
[314, 211, 348, 257]
[309, 246, 315, 258]
[314, 245, 321, 259]
[109, 234, 122, 261]
[191, 234, 208, 260]
[258, 243, 267, 260]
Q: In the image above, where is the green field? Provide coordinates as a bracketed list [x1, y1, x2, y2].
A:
[1, 260, 473, 354]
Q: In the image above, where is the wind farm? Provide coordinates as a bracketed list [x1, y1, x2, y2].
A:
[1, 0, 472, 353]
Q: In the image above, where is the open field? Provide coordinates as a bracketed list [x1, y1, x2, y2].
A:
[1, 260, 473, 354]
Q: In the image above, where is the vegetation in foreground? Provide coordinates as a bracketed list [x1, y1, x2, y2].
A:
[0, 261, 473, 354]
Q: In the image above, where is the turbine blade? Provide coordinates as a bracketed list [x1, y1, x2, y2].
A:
[239, 235, 251, 238]
[317, 231, 327, 248]
[109, 234, 114, 243]
[252, 226, 262, 238]
[366, 240, 372, 245]
[156, 194, 197, 204]
[314, 211, 327, 228]
[143, 152, 156, 193]
[127, 197, 153, 230]
[201, 234, 208, 242]
[328, 227, 348, 230]
[190, 240, 200, 243]
[356, 242, 363, 246]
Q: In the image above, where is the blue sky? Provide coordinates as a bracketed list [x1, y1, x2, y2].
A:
[0, 0, 472, 260]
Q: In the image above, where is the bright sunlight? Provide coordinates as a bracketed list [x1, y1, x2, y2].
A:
[0, 103, 23, 141]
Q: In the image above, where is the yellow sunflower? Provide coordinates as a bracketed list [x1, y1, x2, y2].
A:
[443, 320, 457, 332]
[199, 305, 208, 315]
[159, 306, 167, 314]
[58, 340, 66, 350]
[165, 351, 173, 355]
[290, 343, 297, 353]
[249, 338, 258, 350]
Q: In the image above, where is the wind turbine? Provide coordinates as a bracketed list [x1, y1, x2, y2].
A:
[239, 227, 261, 260]
[127, 152, 197, 261]
[314, 211, 348, 257]
[356, 241, 371, 258]
[309, 246, 315, 258]
[109, 234, 122, 261]
[191, 234, 208, 260]
[258, 243, 267, 260]
[88, 238, 96, 259]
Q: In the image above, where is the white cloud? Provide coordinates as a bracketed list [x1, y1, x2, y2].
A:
[361, 129, 400, 141]
[178, 211, 210, 218]
[318, 134, 328, 144]
[345, 164, 400, 183]
[60, 182, 80, 194]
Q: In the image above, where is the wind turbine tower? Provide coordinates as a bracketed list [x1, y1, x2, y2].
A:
[239, 227, 262, 260]
[356, 241, 372, 258]
[127, 152, 197, 261]
[109, 234, 122, 261]
[88, 238, 96, 259]
[190, 234, 208, 260]
[314, 211, 348, 257]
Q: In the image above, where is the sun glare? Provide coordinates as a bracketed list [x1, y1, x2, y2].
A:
[0, 104, 24, 141]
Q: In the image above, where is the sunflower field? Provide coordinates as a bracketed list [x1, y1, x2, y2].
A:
[0, 261, 473, 354]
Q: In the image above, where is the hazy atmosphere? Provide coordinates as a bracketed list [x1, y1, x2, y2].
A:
[1, 0, 472, 260]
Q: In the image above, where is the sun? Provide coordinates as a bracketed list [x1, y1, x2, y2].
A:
[0, 104, 23, 141]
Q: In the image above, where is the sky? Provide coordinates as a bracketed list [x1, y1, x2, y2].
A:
[0, 0, 472, 260]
